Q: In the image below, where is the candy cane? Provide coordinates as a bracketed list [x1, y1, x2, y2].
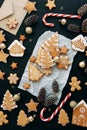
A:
[40, 92, 71, 122]
[42, 13, 81, 27]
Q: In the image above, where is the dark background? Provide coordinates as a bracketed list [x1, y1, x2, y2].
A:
[0, 0, 87, 129]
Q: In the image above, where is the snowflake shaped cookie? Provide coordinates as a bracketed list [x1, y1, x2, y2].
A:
[6, 18, 18, 29]
[57, 55, 71, 69]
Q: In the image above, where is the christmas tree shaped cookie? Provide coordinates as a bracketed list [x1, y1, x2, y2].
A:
[58, 109, 69, 126]
[17, 110, 29, 127]
[36, 47, 55, 69]
[41, 32, 59, 59]
[28, 63, 43, 81]
[1, 90, 17, 111]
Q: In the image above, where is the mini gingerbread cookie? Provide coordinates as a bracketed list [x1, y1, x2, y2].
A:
[24, 0, 37, 14]
[0, 111, 9, 126]
[7, 73, 19, 84]
[69, 76, 81, 91]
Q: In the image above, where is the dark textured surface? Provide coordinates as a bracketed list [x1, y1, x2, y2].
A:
[0, 0, 87, 129]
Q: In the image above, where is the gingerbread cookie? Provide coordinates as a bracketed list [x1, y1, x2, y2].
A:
[1, 90, 17, 111]
[24, 0, 37, 14]
[36, 47, 55, 69]
[71, 35, 87, 52]
[28, 63, 43, 81]
[6, 18, 18, 29]
[23, 83, 30, 89]
[25, 99, 39, 112]
[0, 50, 9, 63]
[57, 55, 71, 69]
[59, 45, 69, 54]
[72, 100, 87, 127]
[7, 73, 19, 84]
[19, 35, 26, 42]
[41, 32, 59, 59]
[58, 109, 69, 126]
[42, 68, 52, 76]
[10, 62, 18, 69]
[17, 110, 29, 127]
[45, 0, 56, 10]
[8, 40, 26, 57]
[0, 111, 9, 126]
[69, 76, 81, 91]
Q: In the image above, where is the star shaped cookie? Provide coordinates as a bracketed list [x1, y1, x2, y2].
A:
[19, 35, 26, 42]
[23, 83, 30, 89]
[25, 99, 39, 112]
[57, 55, 71, 69]
[45, 0, 56, 10]
[24, 1, 37, 14]
[0, 70, 5, 80]
[10, 62, 18, 69]
[7, 73, 19, 84]
[59, 45, 69, 54]
[0, 50, 9, 63]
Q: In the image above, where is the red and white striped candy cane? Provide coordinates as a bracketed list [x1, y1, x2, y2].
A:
[40, 92, 71, 122]
[42, 13, 81, 27]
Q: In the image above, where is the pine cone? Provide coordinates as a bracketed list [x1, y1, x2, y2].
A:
[52, 81, 59, 93]
[67, 24, 80, 33]
[44, 93, 57, 107]
[77, 4, 87, 16]
[82, 19, 87, 33]
[37, 88, 46, 103]
[24, 14, 38, 27]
